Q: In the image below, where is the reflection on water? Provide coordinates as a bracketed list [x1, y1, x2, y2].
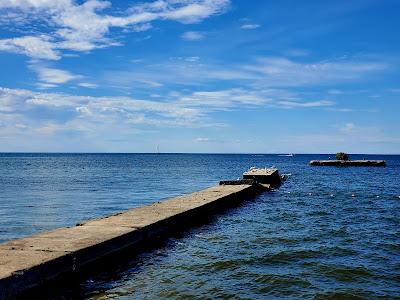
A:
[0, 153, 399, 298]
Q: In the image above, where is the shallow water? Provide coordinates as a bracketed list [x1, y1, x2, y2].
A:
[0, 153, 399, 298]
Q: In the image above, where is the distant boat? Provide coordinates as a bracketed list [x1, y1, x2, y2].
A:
[278, 154, 294, 157]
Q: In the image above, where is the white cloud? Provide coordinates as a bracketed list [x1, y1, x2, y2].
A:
[277, 100, 334, 108]
[131, 58, 144, 64]
[159, 0, 230, 23]
[240, 24, 260, 30]
[14, 123, 27, 129]
[0, 35, 60, 60]
[0, 86, 205, 131]
[185, 56, 200, 62]
[181, 31, 204, 41]
[242, 57, 388, 87]
[0, 87, 32, 112]
[33, 66, 82, 85]
[102, 56, 388, 89]
[78, 82, 98, 88]
[286, 132, 400, 154]
[341, 122, 356, 133]
[2, 85, 391, 152]
[174, 88, 334, 111]
[75, 106, 92, 115]
[36, 83, 58, 89]
[130, 23, 153, 32]
[0, 84, 335, 136]
[0, 0, 71, 9]
[284, 122, 400, 154]
[195, 137, 210, 142]
[0, 0, 230, 59]
[327, 107, 354, 112]
[179, 88, 270, 109]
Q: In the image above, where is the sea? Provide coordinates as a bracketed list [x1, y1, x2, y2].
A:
[0, 153, 399, 299]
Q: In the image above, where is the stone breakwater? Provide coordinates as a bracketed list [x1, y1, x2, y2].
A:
[309, 160, 386, 166]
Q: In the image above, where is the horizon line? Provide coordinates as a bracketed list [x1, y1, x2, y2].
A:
[0, 152, 398, 155]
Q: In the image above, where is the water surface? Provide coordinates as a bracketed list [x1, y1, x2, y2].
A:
[0, 153, 399, 298]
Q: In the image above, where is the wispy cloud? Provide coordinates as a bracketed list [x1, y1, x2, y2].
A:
[285, 122, 400, 154]
[77, 82, 98, 89]
[328, 89, 343, 95]
[0, 0, 230, 59]
[195, 137, 211, 142]
[0, 35, 60, 60]
[33, 66, 82, 86]
[242, 57, 388, 87]
[102, 55, 388, 89]
[286, 133, 400, 154]
[179, 88, 270, 109]
[0, 85, 338, 134]
[181, 31, 205, 41]
[240, 24, 260, 30]
[0, 87, 205, 132]
[340, 122, 356, 133]
[184, 56, 200, 62]
[277, 100, 334, 108]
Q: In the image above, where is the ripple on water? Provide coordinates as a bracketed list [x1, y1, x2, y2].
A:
[315, 291, 366, 300]
[315, 264, 378, 283]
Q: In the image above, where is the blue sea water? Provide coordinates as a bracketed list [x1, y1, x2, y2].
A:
[0, 153, 399, 299]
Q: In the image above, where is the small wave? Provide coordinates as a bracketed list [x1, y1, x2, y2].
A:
[315, 291, 365, 299]
[205, 259, 240, 271]
[327, 227, 349, 237]
[260, 249, 323, 264]
[281, 173, 292, 182]
[254, 274, 314, 298]
[307, 210, 332, 216]
[315, 265, 376, 282]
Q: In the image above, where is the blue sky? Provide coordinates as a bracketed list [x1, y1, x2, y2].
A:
[0, 0, 399, 153]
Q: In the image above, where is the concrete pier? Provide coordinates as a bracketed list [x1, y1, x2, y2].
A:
[243, 168, 281, 186]
[309, 160, 386, 166]
[0, 174, 276, 298]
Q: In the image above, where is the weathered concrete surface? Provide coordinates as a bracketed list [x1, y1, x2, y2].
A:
[309, 160, 386, 166]
[0, 225, 143, 298]
[0, 184, 268, 299]
[219, 179, 256, 185]
[243, 168, 281, 186]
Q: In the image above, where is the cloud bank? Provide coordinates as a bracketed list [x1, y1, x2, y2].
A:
[0, 0, 230, 60]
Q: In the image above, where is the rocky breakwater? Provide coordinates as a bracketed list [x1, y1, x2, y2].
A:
[309, 160, 386, 166]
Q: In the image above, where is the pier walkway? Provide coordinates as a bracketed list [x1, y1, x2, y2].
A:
[0, 169, 279, 298]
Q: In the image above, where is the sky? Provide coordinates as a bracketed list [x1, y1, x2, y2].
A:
[0, 0, 399, 154]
